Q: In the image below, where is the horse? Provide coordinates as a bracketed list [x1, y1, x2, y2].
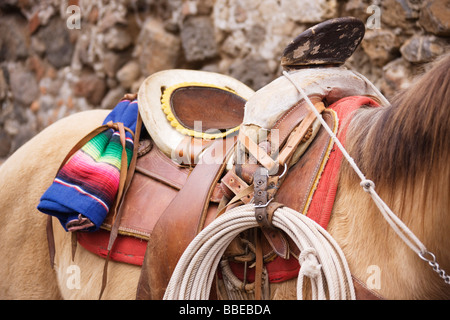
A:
[0, 54, 448, 300]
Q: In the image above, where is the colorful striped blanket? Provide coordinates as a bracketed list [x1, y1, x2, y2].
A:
[37, 99, 140, 232]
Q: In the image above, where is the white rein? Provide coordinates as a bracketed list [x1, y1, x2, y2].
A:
[283, 70, 450, 286]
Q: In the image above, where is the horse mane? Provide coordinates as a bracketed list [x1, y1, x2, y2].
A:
[345, 54, 450, 217]
[331, 56, 450, 299]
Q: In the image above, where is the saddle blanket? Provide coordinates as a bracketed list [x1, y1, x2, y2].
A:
[37, 99, 140, 231]
[76, 96, 379, 282]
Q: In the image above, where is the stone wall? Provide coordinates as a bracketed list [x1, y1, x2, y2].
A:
[0, 0, 448, 160]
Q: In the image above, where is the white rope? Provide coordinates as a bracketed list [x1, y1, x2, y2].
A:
[164, 204, 355, 300]
[282, 70, 430, 260]
[351, 70, 391, 107]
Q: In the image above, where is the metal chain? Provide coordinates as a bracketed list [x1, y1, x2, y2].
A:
[419, 251, 450, 285]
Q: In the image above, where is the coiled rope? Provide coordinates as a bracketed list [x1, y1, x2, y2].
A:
[164, 204, 355, 300]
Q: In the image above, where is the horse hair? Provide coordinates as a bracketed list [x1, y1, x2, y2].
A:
[345, 54, 450, 217]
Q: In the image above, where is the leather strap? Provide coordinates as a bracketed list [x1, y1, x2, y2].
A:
[278, 101, 325, 166]
[253, 167, 270, 227]
[46, 216, 55, 269]
[174, 136, 214, 165]
[270, 97, 322, 153]
[100, 139, 192, 239]
[237, 100, 324, 176]
[238, 131, 278, 174]
[216, 184, 254, 217]
[352, 276, 384, 300]
[55, 121, 133, 174]
[253, 169, 289, 260]
[221, 169, 251, 203]
[254, 228, 263, 300]
[266, 202, 285, 225]
[261, 202, 288, 259]
[238, 163, 260, 184]
[99, 114, 142, 299]
[134, 164, 185, 190]
[274, 110, 337, 217]
[136, 136, 237, 300]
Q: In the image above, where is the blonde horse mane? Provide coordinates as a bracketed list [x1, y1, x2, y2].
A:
[335, 54, 450, 299]
[345, 55, 450, 219]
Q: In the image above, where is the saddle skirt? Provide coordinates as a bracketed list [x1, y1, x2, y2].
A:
[77, 96, 380, 283]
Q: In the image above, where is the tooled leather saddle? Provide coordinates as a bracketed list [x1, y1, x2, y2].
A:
[71, 17, 386, 300]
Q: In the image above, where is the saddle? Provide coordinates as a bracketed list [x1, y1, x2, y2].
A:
[65, 17, 387, 300]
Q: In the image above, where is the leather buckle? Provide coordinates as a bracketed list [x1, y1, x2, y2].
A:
[253, 166, 289, 259]
[253, 163, 287, 227]
[253, 167, 270, 227]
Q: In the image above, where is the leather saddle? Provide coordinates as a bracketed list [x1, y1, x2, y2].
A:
[100, 70, 255, 239]
[75, 68, 382, 300]
[80, 68, 339, 300]
[74, 18, 388, 300]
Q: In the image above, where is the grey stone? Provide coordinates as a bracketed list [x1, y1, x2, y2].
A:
[7, 62, 39, 107]
[381, 0, 420, 31]
[101, 86, 126, 109]
[0, 14, 29, 61]
[3, 118, 20, 136]
[103, 26, 133, 51]
[0, 131, 12, 158]
[362, 29, 400, 66]
[36, 16, 75, 68]
[103, 50, 130, 79]
[38, 94, 57, 112]
[227, 55, 275, 90]
[0, 69, 8, 101]
[180, 16, 218, 62]
[281, 0, 338, 23]
[116, 61, 140, 89]
[221, 31, 250, 58]
[419, 0, 450, 36]
[134, 18, 181, 76]
[400, 34, 448, 63]
[381, 58, 414, 97]
[73, 72, 107, 106]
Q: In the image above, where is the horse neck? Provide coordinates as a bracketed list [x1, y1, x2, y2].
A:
[328, 104, 450, 300]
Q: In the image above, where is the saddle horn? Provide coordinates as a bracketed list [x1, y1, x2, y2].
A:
[281, 17, 366, 70]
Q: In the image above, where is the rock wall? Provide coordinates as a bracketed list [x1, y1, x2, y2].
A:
[0, 0, 448, 160]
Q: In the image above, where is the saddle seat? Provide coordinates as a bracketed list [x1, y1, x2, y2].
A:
[137, 69, 254, 164]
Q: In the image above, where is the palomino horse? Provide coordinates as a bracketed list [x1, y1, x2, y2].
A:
[0, 54, 449, 300]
